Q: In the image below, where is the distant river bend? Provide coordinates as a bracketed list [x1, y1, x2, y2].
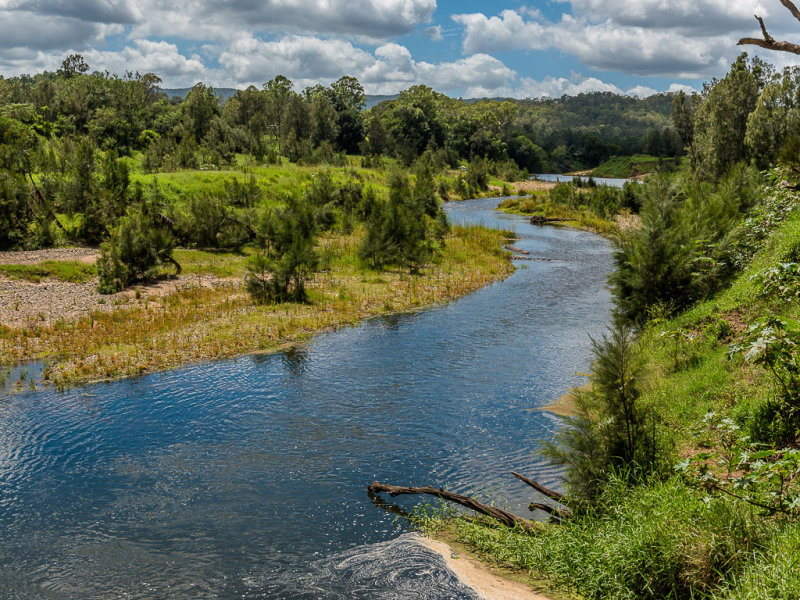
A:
[0, 197, 612, 599]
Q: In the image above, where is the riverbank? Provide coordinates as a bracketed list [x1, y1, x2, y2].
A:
[414, 174, 800, 600]
[0, 224, 514, 390]
[421, 534, 562, 600]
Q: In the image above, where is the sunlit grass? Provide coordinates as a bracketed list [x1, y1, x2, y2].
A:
[0, 261, 97, 283]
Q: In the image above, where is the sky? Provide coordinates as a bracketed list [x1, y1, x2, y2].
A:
[2, 0, 800, 98]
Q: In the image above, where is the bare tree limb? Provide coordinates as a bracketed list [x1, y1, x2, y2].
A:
[738, 8, 800, 55]
[368, 482, 539, 532]
[779, 0, 800, 24]
[164, 255, 182, 276]
[25, 171, 68, 233]
[511, 471, 564, 501]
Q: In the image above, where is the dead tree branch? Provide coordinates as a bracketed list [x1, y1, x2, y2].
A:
[739, 4, 800, 55]
[511, 471, 564, 501]
[368, 482, 538, 532]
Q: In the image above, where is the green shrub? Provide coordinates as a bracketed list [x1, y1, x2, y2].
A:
[97, 204, 178, 293]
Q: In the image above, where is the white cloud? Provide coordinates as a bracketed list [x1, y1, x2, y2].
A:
[557, 0, 767, 34]
[423, 25, 443, 41]
[0, 11, 116, 50]
[454, 0, 800, 79]
[516, 74, 623, 98]
[85, 40, 208, 83]
[626, 85, 658, 98]
[219, 36, 375, 85]
[216, 36, 517, 95]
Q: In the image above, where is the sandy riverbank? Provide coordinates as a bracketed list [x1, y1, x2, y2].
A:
[421, 536, 558, 600]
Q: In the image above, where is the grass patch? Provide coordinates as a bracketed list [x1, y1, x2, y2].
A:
[0, 261, 97, 283]
[497, 194, 617, 236]
[590, 155, 681, 178]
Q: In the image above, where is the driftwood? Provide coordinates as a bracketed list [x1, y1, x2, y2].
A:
[529, 502, 572, 520]
[530, 215, 577, 225]
[511, 472, 572, 519]
[512, 256, 557, 262]
[739, 2, 800, 56]
[504, 245, 530, 255]
[368, 482, 538, 532]
[511, 471, 564, 501]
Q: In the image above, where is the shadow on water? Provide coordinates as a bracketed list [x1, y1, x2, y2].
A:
[0, 197, 612, 599]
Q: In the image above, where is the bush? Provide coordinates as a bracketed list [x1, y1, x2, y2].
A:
[97, 204, 178, 293]
[245, 196, 318, 303]
[544, 323, 663, 500]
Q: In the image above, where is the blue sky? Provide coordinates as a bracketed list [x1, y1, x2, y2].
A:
[2, 0, 800, 98]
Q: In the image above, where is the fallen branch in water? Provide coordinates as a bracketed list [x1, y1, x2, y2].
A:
[530, 215, 577, 224]
[511, 471, 564, 501]
[504, 245, 530, 255]
[368, 481, 538, 532]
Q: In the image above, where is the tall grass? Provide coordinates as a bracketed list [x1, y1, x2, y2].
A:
[429, 477, 773, 600]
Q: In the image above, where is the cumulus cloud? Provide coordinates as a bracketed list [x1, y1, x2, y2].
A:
[84, 40, 208, 83]
[0, 10, 116, 51]
[556, 0, 767, 34]
[454, 0, 800, 78]
[216, 36, 517, 95]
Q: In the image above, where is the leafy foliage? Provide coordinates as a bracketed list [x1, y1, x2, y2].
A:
[97, 200, 178, 293]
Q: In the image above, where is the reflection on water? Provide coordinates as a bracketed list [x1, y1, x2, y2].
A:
[0, 197, 612, 598]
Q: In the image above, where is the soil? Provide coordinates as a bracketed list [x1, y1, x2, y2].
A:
[489, 180, 557, 193]
[0, 247, 99, 265]
[0, 273, 230, 330]
[0, 248, 234, 330]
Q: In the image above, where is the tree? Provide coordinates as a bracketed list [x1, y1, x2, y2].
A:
[691, 54, 764, 180]
[97, 196, 179, 293]
[183, 83, 220, 142]
[328, 75, 366, 153]
[246, 195, 318, 303]
[263, 75, 294, 149]
[543, 323, 660, 500]
[610, 174, 694, 324]
[58, 54, 90, 78]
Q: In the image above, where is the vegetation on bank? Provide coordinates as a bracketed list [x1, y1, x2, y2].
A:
[403, 53, 800, 600]
[497, 178, 640, 236]
[0, 224, 513, 390]
[589, 153, 683, 178]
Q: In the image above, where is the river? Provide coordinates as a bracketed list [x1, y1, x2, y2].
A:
[0, 197, 612, 599]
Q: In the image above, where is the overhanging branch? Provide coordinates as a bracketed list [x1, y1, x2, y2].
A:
[738, 9, 800, 55]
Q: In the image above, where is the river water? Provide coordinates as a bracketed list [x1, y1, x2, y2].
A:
[534, 173, 632, 188]
[0, 198, 612, 599]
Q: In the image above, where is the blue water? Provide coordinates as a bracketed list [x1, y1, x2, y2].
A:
[0, 198, 612, 599]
